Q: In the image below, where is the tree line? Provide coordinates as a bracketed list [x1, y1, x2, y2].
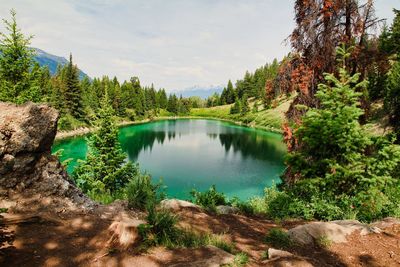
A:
[0, 10, 199, 130]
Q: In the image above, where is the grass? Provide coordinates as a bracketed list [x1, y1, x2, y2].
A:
[315, 235, 332, 248]
[264, 228, 293, 249]
[222, 252, 249, 267]
[189, 94, 294, 133]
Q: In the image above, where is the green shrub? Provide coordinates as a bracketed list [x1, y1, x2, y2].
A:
[230, 252, 249, 267]
[190, 185, 227, 211]
[231, 196, 268, 216]
[126, 173, 163, 210]
[139, 205, 179, 247]
[316, 235, 332, 248]
[264, 228, 292, 249]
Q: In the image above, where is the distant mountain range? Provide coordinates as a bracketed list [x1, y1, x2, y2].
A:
[172, 85, 224, 99]
[33, 48, 88, 80]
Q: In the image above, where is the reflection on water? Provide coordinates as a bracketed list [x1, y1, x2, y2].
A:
[121, 120, 285, 163]
[53, 119, 287, 200]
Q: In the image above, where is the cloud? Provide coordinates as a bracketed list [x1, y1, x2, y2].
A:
[0, 0, 398, 91]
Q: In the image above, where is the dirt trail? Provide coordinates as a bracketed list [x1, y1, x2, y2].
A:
[1, 198, 400, 266]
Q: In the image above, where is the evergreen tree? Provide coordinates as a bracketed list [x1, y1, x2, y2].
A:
[64, 54, 84, 119]
[240, 94, 249, 115]
[226, 80, 235, 104]
[230, 98, 241, 114]
[385, 61, 400, 141]
[0, 9, 35, 103]
[167, 94, 179, 115]
[158, 89, 168, 109]
[73, 91, 137, 194]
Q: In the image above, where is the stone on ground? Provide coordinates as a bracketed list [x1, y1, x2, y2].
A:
[288, 220, 382, 245]
[215, 205, 239, 215]
[160, 199, 201, 211]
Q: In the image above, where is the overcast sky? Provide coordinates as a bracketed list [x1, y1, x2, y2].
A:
[0, 0, 398, 92]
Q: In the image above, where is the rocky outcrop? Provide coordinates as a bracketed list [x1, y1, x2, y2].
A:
[288, 220, 382, 245]
[0, 102, 93, 208]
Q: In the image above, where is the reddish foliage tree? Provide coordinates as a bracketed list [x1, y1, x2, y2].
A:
[286, 0, 381, 120]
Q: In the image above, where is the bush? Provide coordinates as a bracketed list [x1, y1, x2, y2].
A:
[231, 196, 268, 216]
[126, 173, 163, 210]
[139, 205, 179, 247]
[190, 185, 227, 211]
[264, 228, 292, 249]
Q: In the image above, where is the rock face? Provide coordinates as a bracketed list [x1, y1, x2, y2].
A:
[0, 102, 92, 207]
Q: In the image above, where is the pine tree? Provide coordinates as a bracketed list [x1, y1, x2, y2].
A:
[158, 89, 168, 109]
[240, 94, 249, 115]
[0, 9, 35, 103]
[226, 80, 235, 104]
[385, 61, 400, 141]
[230, 98, 241, 114]
[64, 54, 84, 119]
[73, 91, 137, 194]
[167, 94, 179, 115]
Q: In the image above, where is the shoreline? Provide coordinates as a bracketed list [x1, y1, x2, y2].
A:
[55, 116, 283, 140]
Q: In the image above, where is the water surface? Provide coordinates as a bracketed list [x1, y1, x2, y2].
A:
[53, 119, 286, 200]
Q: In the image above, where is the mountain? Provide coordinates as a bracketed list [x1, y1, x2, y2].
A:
[173, 85, 224, 99]
[33, 48, 88, 80]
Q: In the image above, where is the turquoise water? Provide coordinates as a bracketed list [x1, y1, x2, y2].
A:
[52, 119, 286, 200]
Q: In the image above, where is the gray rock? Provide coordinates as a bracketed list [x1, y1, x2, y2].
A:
[215, 205, 239, 215]
[288, 220, 382, 245]
[160, 199, 201, 211]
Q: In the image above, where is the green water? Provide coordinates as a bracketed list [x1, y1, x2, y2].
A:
[52, 119, 287, 200]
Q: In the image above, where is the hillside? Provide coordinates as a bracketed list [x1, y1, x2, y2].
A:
[33, 48, 88, 80]
[189, 95, 295, 133]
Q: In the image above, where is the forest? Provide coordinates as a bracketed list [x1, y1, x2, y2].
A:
[1, 1, 400, 266]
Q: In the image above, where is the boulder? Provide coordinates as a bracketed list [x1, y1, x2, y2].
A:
[215, 205, 239, 215]
[288, 220, 381, 245]
[160, 199, 201, 211]
[0, 102, 94, 209]
[263, 248, 314, 267]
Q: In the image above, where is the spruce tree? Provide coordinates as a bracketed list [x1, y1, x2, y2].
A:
[226, 80, 235, 104]
[0, 9, 35, 103]
[230, 98, 241, 114]
[385, 61, 400, 141]
[73, 91, 136, 194]
[167, 94, 179, 115]
[64, 54, 84, 119]
[241, 94, 249, 115]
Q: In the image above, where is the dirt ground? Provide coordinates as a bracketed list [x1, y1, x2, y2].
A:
[1, 195, 399, 267]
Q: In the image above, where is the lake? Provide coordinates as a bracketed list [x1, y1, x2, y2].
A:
[52, 119, 287, 200]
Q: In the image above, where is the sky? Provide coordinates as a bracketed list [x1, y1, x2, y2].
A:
[0, 0, 398, 92]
